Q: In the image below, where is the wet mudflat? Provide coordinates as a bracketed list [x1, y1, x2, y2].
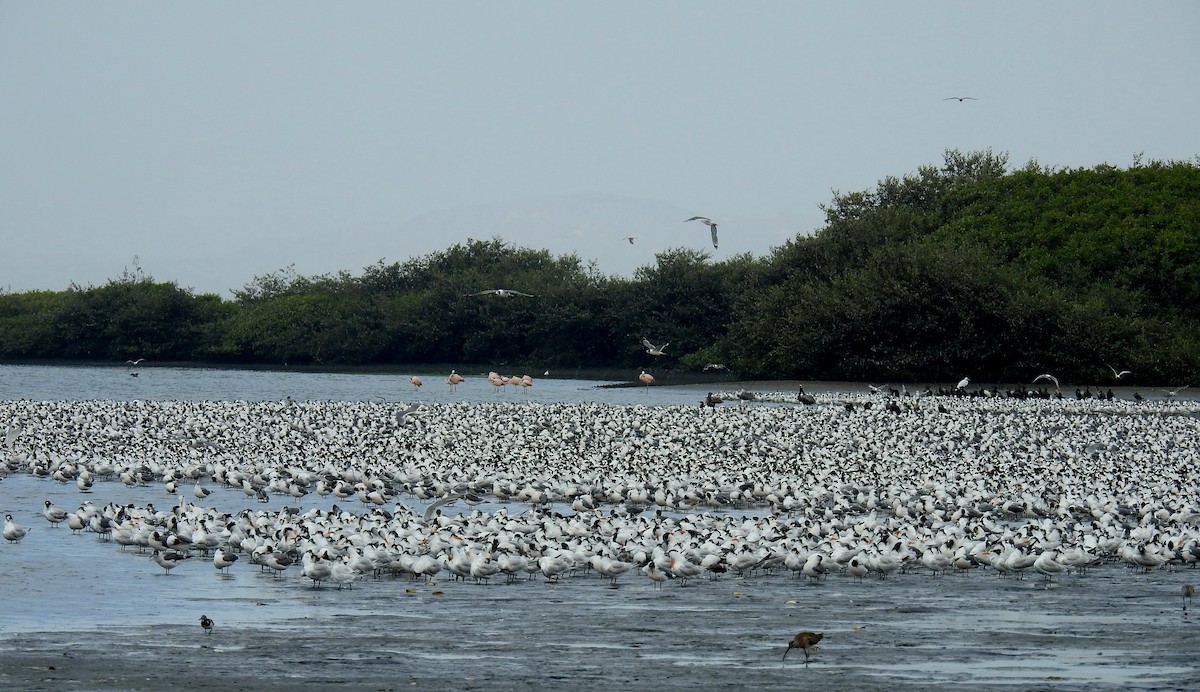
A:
[2, 472, 1199, 691]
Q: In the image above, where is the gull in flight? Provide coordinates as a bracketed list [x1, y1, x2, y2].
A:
[685, 216, 719, 248]
[642, 338, 669, 356]
[702, 363, 728, 371]
[626, 236, 637, 244]
[1160, 385, 1190, 398]
[126, 358, 145, 365]
[1033, 373, 1060, 390]
[465, 289, 536, 298]
[943, 96, 977, 102]
[1106, 363, 1132, 379]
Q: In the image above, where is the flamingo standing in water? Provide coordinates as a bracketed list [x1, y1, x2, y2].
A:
[447, 370, 465, 391]
[639, 370, 656, 387]
[409, 376, 423, 390]
[520, 374, 533, 393]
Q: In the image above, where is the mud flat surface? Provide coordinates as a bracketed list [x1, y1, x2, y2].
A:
[1, 550, 1198, 691]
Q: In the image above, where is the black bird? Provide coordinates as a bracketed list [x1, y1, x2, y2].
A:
[200, 614, 214, 634]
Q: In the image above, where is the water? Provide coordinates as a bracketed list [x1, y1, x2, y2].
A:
[0, 363, 724, 406]
[1, 364, 1199, 690]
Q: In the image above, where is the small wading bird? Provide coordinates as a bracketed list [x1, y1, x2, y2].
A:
[685, 216, 719, 248]
[465, 289, 535, 298]
[783, 631, 823, 667]
[943, 96, 977, 102]
[1184, 584, 1195, 615]
[642, 338, 669, 356]
[1033, 373, 1060, 390]
[200, 615, 214, 635]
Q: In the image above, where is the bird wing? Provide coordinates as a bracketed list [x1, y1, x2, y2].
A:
[685, 216, 711, 223]
[710, 225, 718, 248]
[466, 290, 496, 296]
[642, 338, 655, 351]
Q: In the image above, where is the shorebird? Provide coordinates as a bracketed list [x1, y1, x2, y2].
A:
[43, 500, 68, 526]
[4, 514, 29, 542]
[200, 615, 214, 635]
[465, 289, 535, 298]
[1106, 363, 1132, 379]
[943, 96, 977, 102]
[784, 631, 823, 666]
[1161, 385, 1189, 398]
[214, 548, 239, 574]
[685, 216, 719, 248]
[956, 377, 971, 390]
[1183, 584, 1195, 615]
[1033, 373, 1060, 390]
[152, 549, 189, 574]
[642, 338, 670, 356]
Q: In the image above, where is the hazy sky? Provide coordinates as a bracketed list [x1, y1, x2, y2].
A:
[2, 2, 1197, 296]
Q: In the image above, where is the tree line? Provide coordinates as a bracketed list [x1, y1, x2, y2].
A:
[2, 150, 1197, 385]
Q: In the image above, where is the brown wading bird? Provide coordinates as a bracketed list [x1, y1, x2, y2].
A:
[200, 614, 214, 635]
[783, 631, 823, 666]
[1184, 584, 1195, 615]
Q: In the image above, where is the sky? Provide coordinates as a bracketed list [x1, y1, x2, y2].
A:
[1, 2, 1197, 297]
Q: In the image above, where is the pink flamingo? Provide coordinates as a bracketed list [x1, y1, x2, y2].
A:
[639, 370, 656, 387]
[446, 370, 465, 391]
[409, 376, 423, 390]
[520, 374, 533, 393]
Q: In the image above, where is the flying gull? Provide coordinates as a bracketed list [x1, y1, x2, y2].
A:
[465, 289, 536, 298]
[642, 339, 670, 356]
[685, 216, 719, 248]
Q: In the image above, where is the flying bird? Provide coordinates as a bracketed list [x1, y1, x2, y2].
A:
[702, 363, 728, 371]
[465, 289, 536, 298]
[126, 358, 145, 365]
[685, 216, 719, 248]
[626, 236, 637, 244]
[642, 338, 670, 356]
[1033, 373, 1060, 390]
[1161, 385, 1190, 398]
[943, 96, 977, 102]
[1106, 363, 1132, 379]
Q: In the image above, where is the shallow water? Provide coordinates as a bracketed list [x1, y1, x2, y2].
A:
[1, 365, 1199, 690]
